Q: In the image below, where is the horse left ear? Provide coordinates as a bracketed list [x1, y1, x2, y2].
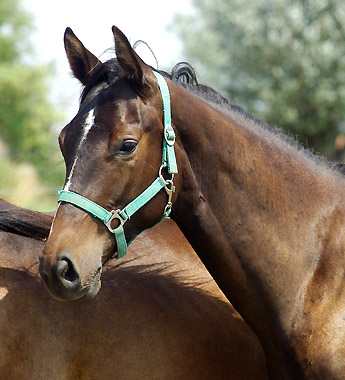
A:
[112, 26, 155, 98]
[64, 27, 101, 86]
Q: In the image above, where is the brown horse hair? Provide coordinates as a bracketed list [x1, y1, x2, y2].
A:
[0, 200, 52, 241]
[79, 57, 345, 178]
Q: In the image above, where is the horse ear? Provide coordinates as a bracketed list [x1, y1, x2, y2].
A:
[112, 26, 155, 97]
[64, 27, 101, 85]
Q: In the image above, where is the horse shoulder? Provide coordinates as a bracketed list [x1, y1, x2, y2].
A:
[291, 203, 345, 377]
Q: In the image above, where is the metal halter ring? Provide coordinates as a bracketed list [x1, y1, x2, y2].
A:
[104, 209, 126, 233]
[159, 165, 174, 184]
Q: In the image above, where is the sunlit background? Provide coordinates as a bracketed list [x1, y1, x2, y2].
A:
[2, 0, 345, 211]
[22, 0, 193, 120]
[0, 0, 192, 210]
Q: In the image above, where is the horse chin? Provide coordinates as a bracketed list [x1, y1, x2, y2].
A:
[80, 272, 102, 300]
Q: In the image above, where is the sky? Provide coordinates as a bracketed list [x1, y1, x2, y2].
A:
[22, 0, 193, 124]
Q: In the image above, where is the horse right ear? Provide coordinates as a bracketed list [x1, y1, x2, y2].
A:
[112, 25, 156, 98]
[64, 27, 101, 85]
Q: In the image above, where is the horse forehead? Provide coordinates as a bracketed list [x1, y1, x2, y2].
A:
[114, 98, 143, 125]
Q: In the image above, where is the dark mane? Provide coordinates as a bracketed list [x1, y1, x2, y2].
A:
[166, 63, 345, 175]
[80, 59, 345, 175]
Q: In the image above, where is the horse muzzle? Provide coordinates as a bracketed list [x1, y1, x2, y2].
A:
[39, 251, 101, 301]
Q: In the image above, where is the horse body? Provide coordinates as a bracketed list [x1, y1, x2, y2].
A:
[170, 84, 345, 378]
[0, 201, 267, 379]
[39, 26, 345, 379]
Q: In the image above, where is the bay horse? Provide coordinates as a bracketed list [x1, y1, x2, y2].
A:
[39, 26, 345, 379]
[0, 200, 267, 379]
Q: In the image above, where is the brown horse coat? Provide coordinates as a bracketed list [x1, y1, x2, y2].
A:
[0, 201, 267, 379]
[40, 27, 345, 379]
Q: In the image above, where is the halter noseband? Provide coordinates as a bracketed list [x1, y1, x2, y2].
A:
[57, 71, 178, 259]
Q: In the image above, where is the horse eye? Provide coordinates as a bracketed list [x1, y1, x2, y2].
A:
[118, 139, 138, 155]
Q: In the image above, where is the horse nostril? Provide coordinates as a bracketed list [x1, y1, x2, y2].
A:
[55, 257, 80, 285]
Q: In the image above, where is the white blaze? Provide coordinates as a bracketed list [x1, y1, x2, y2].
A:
[64, 109, 95, 191]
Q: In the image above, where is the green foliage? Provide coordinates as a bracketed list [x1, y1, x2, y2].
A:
[0, 64, 59, 166]
[0, 0, 64, 210]
[176, 0, 345, 157]
[0, 0, 32, 63]
[0, 156, 60, 211]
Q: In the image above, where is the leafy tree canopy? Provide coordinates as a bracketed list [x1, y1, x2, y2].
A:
[176, 0, 345, 157]
[0, 0, 63, 184]
[0, 0, 32, 62]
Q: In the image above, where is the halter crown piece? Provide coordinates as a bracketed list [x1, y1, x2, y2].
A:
[57, 71, 178, 259]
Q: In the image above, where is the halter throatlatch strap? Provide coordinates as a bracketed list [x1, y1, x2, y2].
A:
[57, 70, 177, 259]
[152, 71, 178, 174]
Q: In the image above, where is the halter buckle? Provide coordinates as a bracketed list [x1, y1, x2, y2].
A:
[164, 125, 176, 146]
[104, 209, 126, 233]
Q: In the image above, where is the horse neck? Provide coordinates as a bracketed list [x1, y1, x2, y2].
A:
[170, 83, 345, 377]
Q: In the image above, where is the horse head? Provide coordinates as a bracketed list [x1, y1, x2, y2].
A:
[39, 26, 182, 300]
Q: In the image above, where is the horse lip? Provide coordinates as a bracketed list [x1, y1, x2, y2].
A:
[80, 267, 102, 300]
[54, 268, 101, 301]
[44, 281, 91, 302]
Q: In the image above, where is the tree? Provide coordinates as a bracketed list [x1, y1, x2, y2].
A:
[175, 0, 345, 158]
[0, 0, 63, 184]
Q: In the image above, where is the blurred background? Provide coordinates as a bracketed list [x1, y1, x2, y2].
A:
[1, 0, 345, 211]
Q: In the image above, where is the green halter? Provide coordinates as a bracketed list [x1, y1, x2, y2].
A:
[57, 71, 178, 259]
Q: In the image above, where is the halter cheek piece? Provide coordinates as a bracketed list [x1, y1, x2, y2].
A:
[57, 71, 178, 259]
